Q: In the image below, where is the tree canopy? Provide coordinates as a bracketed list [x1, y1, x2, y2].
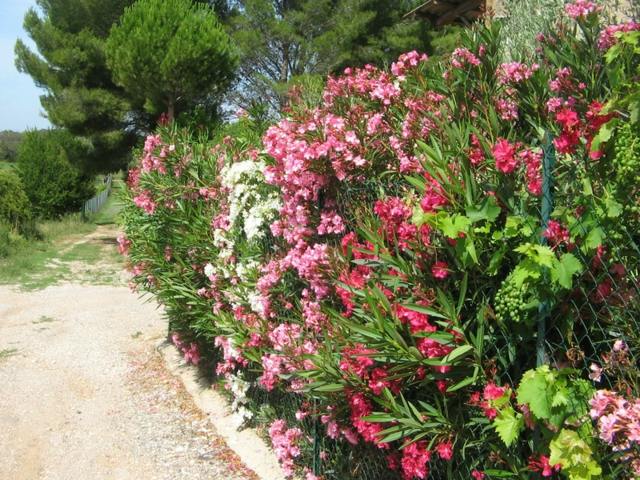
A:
[15, 0, 138, 173]
[227, 0, 456, 113]
[17, 129, 94, 218]
[106, 0, 238, 124]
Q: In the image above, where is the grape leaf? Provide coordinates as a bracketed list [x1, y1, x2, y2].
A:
[516, 366, 553, 420]
[550, 253, 583, 289]
[493, 407, 523, 447]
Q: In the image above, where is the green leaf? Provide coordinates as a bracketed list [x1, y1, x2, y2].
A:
[584, 227, 604, 250]
[465, 196, 501, 223]
[552, 386, 569, 408]
[309, 382, 344, 392]
[405, 175, 426, 193]
[442, 344, 474, 363]
[512, 259, 542, 287]
[590, 118, 617, 153]
[605, 197, 623, 218]
[550, 253, 583, 289]
[549, 429, 602, 480]
[446, 370, 478, 392]
[516, 366, 554, 420]
[438, 214, 471, 238]
[493, 407, 523, 447]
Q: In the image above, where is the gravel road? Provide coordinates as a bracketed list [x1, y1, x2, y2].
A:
[0, 284, 257, 480]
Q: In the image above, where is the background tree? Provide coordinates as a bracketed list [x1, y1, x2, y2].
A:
[17, 130, 94, 219]
[227, 0, 459, 113]
[15, 0, 138, 173]
[106, 0, 238, 124]
[0, 131, 24, 162]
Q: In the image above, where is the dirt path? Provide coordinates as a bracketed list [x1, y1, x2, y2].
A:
[0, 228, 257, 479]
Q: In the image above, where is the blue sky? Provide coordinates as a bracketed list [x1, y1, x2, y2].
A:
[0, 0, 50, 131]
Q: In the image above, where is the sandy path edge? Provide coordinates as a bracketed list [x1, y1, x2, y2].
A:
[158, 341, 287, 480]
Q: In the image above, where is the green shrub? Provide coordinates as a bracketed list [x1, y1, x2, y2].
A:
[17, 129, 94, 218]
[0, 169, 32, 232]
[0, 221, 11, 258]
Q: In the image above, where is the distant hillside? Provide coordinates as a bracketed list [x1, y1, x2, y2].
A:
[0, 131, 25, 161]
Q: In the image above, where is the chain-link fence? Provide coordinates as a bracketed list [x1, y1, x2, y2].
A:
[294, 131, 640, 479]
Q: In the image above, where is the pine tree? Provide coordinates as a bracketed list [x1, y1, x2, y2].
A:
[106, 0, 237, 124]
[15, 0, 138, 173]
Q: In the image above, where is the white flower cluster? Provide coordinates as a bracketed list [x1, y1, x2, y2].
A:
[220, 160, 280, 241]
[227, 373, 254, 428]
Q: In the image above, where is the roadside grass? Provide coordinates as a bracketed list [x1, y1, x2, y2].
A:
[33, 315, 57, 324]
[92, 179, 124, 225]
[0, 184, 125, 290]
[0, 348, 18, 363]
[0, 160, 15, 171]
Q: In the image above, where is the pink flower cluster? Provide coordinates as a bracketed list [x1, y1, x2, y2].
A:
[489, 140, 544, 194]
[528, 455, 561, 477]
[269, 419, 304, 477]
[214, 336, 248, 376]
[391, 51, 428, 80]
[450, 48, 481, 69]
[564, 0, 601, 19]
[470, 382, 508, 420]
[116, 234, 131, 255]
[399, 441, 431, 479]
[348, 392, 387, 447]
[171, 332, 201, 365]
[374, 197, 429, 250]
[598, 22, 640, 51]
[496, 62, 539, 85]
[492, 138, 519, 173]
[543, 220, 570, 248]
[590, 390, 640, 475]
[133, 190, 157, 215]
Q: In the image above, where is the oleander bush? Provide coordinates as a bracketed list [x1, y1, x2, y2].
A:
[121, 4, 640, 479]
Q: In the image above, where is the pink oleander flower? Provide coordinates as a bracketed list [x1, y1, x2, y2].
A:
[391, 50, 428, 80]
[471, 470, 485, 480]
[528, 455, 561, 477]
[268, 323, 302, 351]
[436, 441, 454, 461]
[598, 22, 640, 50]
[116, 234, 131, 255]
[565, 0, 601, 19]
[543, 220, 570, 247]
[431, 261, 450, 280]
[395, 304, 436, 334]
[495, 97, 519, 121]
[182, 342, 200, 365]
[260, 353, 285, 391]
[400, 441, 431, 480]
[492, 139, 518, 173]
[348, 392, 386, 447]
[451, 48, 481, 69]
[339, 344, 377, 378]
[519, 148, 542, 196]
[317, 211, 346, 235]
[304, 469, 321, 480]
[133, 190, 157, 215]
[496, 62, 539, 85]
[269, 419, 303, 478]
[590, 389, 640, 455]
[613, 339, 628, 352]
[589, 363, 603, 382]
[484, 382, 507, 401]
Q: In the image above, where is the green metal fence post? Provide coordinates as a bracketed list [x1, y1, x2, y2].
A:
[537, 131, 556, 367]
